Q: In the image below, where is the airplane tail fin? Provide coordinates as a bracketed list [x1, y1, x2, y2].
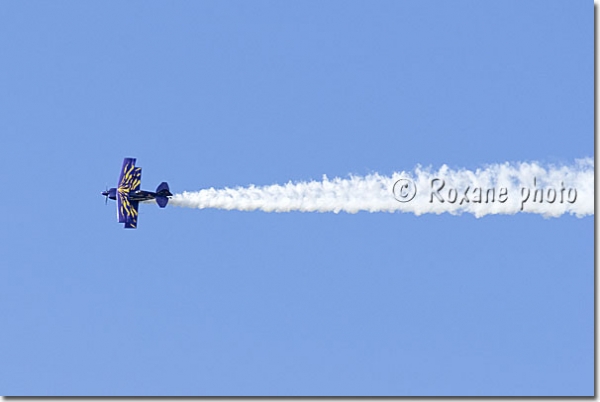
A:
[155, 182, 172, 208]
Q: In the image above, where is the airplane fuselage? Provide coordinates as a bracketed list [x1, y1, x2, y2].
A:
[101, 188, 169, 202]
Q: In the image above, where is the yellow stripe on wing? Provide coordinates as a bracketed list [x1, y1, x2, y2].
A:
[119, 160, 136, 189]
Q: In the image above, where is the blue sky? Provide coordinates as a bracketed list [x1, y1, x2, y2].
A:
[0, 0, 593, 396]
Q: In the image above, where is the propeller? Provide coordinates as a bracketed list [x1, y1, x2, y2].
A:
[104, 185, 109, 205]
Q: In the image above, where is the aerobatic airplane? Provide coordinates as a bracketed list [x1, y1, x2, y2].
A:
[102, 158, 172, 229]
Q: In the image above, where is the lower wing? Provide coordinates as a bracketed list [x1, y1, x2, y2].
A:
[117, 193, 140, 229]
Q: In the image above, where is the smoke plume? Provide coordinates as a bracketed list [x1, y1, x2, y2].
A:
[169, 158, 593, 218]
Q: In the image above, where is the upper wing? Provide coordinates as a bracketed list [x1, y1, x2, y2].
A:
[116, 158, 141, 228]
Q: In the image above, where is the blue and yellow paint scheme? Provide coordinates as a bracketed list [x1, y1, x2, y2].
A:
[102, 158, 172, 229]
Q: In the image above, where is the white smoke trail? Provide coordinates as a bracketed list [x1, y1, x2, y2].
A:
[170, 158, 594, 218]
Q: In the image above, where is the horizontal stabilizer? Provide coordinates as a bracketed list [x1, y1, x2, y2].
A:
[156, 196, 169, 208]
[156, 182, 171, 195]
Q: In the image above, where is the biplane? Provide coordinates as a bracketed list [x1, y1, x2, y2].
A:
[102, 158, 172, 228]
